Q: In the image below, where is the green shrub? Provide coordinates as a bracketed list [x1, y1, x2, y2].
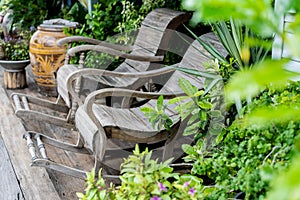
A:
[77, 145, 203, 200]
[182, 81, 300, 199]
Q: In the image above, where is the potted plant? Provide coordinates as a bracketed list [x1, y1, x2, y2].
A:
[0, 9, 33, 89]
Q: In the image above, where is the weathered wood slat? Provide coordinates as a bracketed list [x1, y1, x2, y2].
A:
[134, 26, 165, 53]
[142, 8, 190, 31]
[3, 70, 27, 89]
[0, 134, 24, 200]
[282, 32, 300, 62]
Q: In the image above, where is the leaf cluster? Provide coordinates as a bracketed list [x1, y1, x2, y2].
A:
[77, 145, 203, 200]
[182, 82, 300, 199]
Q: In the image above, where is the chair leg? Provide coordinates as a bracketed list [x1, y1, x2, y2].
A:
[31, 158, 87, 179]
[23, 131, 122, 180]
[23, 132, 88, 179]
[26, 131, 90, 154]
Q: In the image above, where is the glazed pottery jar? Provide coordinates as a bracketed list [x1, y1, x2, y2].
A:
[29, 19, 77, 96]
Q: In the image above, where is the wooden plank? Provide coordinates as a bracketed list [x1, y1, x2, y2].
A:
[282, 33, 300, 62]
[134, 26, 164, 53]
[272, 0, 286, 60]
[142, 8, 188, 31]
[0, 134, 24, 200]
[0, 87, 61, 200]
[284, 13, 295, 23]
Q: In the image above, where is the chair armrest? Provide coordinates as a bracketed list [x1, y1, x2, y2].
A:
[57, 36, 133, 51]
[66, 66, 176, 105]
[83, 88, 185, 129]
[67, 45, 164, 62]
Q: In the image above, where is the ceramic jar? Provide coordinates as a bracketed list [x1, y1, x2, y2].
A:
[29, 19, 77, 96]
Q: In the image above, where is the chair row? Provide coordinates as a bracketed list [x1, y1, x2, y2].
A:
[10, 8, 226, 179]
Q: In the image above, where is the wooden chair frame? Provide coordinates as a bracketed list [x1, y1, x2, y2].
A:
[11, 8, 191, 129]
[22, 33, 228, 179]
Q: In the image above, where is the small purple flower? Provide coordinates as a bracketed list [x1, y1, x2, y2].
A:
[188, 187, 195, 197]
[158, 182, 167, 192]
[183, 181, 190, 188]
[150, 195, 161, 200]
[30, 26, 37, 32]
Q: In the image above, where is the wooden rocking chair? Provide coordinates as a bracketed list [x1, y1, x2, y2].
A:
[11, 8, 191, 130]
[23, 33, 227, 179]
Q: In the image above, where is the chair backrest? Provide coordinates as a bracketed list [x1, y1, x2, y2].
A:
[95, 8, 192, 88]
[57, 9, 191, 108]
[115, 8, 192, 74]
[160, 32, 227, 94]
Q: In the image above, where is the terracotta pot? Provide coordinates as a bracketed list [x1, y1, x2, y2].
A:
[29, 24, 67, 96]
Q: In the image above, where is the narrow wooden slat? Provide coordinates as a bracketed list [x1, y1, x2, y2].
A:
[57, 64, 78, 107]
[142, 8, 188, 31]
[93, 105, 157, 134]
[0, 134, 24, 200]
[134, 26, 165, 53]
[284, 13, 295, 23]
[282, 33, 300, 62]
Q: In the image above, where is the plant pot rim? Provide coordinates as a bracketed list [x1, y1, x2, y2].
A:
[0, 59, 30, 72]
[0, 59, 30, 63]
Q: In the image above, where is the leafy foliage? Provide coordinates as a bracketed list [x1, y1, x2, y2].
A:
[0, 33, 30, 60]
[141, 95, 173, 131]
[76, 169, 111, 200]
[78, 1, 300, 199]
[184, 0, 288, 37]
[182, 82, 300, 199]
[182, 0, 300, 199]
[77, 145, 203, 200]
[6, 0, 72, 30]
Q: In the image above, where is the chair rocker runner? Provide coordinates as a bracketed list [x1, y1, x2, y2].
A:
[23, 33, 227, 179]
[11, 8, 192, 130]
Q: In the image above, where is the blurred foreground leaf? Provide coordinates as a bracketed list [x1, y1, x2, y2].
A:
[225, 59, 298, 104]
[266, 155, 300, 200]
[241, 103, 300, 128]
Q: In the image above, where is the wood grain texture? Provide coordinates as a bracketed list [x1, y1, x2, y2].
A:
[3, 70, 27, 89]
[0, 134, 24, 200]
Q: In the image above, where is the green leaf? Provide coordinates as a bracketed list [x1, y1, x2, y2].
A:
[178, 78, 198, 97]
[182, 144, 197, 155]
[185, 24, 228, 63]
[198, 100, 212, 109]
[242, 103, 300, 128]
[168, 96, 189, 104]
[225, 59, 297, 104]
[183, 121, 201, 136]
[194, 90, 205, 97]
[157, 95, 164, 111]
[266, 155, 300, 200]
[76, 192, 85, 199]
[141, 107, 154, 113]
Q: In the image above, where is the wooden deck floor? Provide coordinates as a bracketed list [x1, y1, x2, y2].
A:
[0, 66, 88, 200]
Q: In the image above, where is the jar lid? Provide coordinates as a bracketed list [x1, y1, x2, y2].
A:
[41, 18, 79, 29]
